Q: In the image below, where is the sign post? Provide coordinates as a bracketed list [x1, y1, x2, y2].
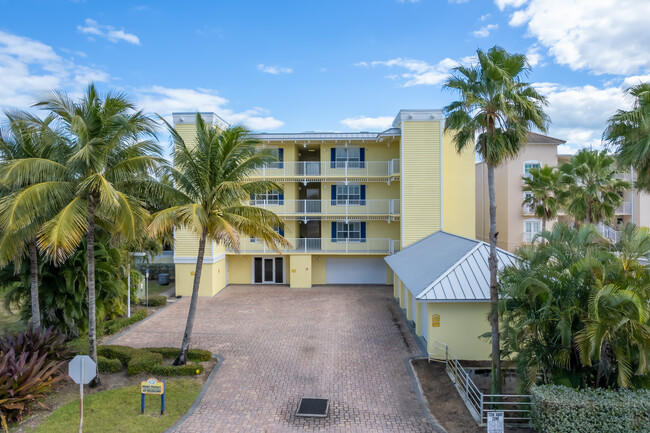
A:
[141, 378, 165, 415]
[487, 411, 504, 433]
[68, 355, 97, 433]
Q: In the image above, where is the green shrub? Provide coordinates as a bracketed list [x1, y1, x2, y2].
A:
[97, 356, 122, 373]
[97, 345, 208, 376]
[0, 326, 74, 363]
[531, 385, 650, 433]
[135, 263, 175, 280]
[147, 347, 211, 362]
[101, 309, 147, 336]
[140, 296, 167, 307]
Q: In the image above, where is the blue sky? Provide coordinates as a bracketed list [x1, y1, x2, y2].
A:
[1, 0, 649, 154]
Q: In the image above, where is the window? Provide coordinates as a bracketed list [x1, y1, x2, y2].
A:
[336, 222, 362, 241]
[266, 147, 284, 168]
[330, 146, 365, 168]
[523, 219, 541, 243]
[252, 190, 282, 205]
[523, 192, 535, 214]
[331, 184, 366, 205]
[523, 161, 540, 178]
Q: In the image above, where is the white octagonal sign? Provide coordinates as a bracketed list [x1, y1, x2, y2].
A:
[68, 355, 97, 385]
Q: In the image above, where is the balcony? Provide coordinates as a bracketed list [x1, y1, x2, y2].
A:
[250, 199, 400, 219]
[615, 201, 632, 215]
[248, 160, 400, 183]
[228, 238, 400, 254]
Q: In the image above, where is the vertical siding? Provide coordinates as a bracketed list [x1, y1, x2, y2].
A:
[442, 129, 475, 239]
[402, 121, 441, 246]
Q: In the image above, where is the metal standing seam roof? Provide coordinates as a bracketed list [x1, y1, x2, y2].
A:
[384, 231, 518, 302]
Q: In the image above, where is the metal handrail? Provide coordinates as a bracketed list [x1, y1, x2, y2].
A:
[430, 341, 533, 426]
[248, 160, 401, 177]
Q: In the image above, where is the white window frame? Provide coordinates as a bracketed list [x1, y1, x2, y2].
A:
[523, 218, 542, 243]
[523, 160, 541, 179]
[335, 145, 361, 168]
[336, 183, 361, 205]
[336, 221, 362, 242]
[252, 190, 280, 205]
[523, 192, 535, 215]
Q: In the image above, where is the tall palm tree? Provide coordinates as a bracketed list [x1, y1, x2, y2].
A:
[522, 165, 562, 231]
[604, 83, 650, 190]
[558, 149, 630, 225]
[0, 111, 63, 328]
[443, 46, 549, 393]
[1, 84, 164, 386]
[152, 115, 290, 365]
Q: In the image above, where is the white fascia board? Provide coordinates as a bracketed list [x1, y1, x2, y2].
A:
[174, 253, 226, 264]
[392, 109, 445, 128]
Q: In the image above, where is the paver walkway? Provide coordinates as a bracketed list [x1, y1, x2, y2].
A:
[114, 284, 433, 432]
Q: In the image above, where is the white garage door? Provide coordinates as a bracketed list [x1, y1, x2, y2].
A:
[326, 257, 387, 284]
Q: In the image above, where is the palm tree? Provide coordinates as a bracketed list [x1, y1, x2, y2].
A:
[522, 165, 562, 232]
[0, 111, 63, 328]
[558, 149, 630, 225]
[443, 46, 549, 393]
[152, 115, 290, 365]
[2, 84, 164, 386]
[604, 83, 650, 190]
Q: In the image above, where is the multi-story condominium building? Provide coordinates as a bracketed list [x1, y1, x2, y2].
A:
[476, 132, 650, 252]
[172, 109, 475, 296]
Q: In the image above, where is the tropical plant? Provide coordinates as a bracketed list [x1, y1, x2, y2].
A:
[0, 326, 74, 364]
[500, 222, 650, 390]
[0, 84, 164, 386]
[1, 231, 135, 337]
[151, 115, 289, 365]
[558, 149, 630, 225]
[522, 165, 562, 231]
[443, 45, 549, 393]
[0, 111, 63, 328]
[604, 82, 650, 190]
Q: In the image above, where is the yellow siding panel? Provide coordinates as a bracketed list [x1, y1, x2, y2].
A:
[227, 255, 252, 284]
[402, 121, 441, 247]
[426, 302, 491, 360]
[442, 130, 475, 239]
[289, 255, 312, 288]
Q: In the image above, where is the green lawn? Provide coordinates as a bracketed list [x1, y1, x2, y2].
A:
[0, 295, 27, 333]
[146, 281, 174, 296]
[33, 379, 201, 433]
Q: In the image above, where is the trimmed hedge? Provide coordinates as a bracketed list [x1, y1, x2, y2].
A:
[140, 295, 167, 307]
[531, 385, 650, 433]
[97, 356, 122, 373]
[101, 309, 148, 335]
[97, 345, 209, 376]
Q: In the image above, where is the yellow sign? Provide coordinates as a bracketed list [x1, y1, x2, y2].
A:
[432, 314, 440, 328]
[141, 378, 164, 395]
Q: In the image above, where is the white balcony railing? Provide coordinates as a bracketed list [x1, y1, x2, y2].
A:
[615, 201, 632, 215]
[598, 222, 621, 243]
[250, 199, 400, 215]
[229, 238, 399, 254]
[249, 160, 400, 178]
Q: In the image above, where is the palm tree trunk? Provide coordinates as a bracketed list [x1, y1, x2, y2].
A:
[542, 216, 547, 232]
[174, 228, 207, 366]
[487, 162, 502, 395]
[28, 241, 40, 328]
[87, 194, 100, 387]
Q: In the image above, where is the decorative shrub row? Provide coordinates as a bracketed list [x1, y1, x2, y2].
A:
[97, 345, 209, 376]
[99, 309, 148, 336]
[139, 295, 167, 307]
[531, 385, 650, 433]
[97, 356, 122, 373]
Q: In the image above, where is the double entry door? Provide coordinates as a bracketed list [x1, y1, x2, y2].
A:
[254, 257, 284, 284]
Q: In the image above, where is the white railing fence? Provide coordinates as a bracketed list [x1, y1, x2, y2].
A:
[250, 199, 400, 215]
[598, 222, 621, 243]
[615, 201, 632, 215]
[230, 238, 398, 254]
[249, 160, 401, 177]
[429, 341, 533, 426]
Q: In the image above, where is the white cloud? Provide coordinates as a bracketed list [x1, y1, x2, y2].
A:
[536, 82, 630, 151]
[358, 56, 474, 87]
[257, 64, 292, 74]
[526, 44, 543, 66]
[622, 74, 650, 88]
[135, 86, 284, 131]
[340, 116, 394, 131]
[499, 0, 650, 75]
[473, 24, 498, 38]
[78, 18, 141, 45]
[397, 0, 420, 3]
[449, 0, 469, 3]
[479, 13, 491, 21]
[495, 0, 528, 10]
[0, 30, 110, 109]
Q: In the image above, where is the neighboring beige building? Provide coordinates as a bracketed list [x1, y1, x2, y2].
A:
[477, 132, 650, 252]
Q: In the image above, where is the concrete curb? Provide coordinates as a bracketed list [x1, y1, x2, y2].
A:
[404, 356, 448, 433]
[163, 353, 224, 433]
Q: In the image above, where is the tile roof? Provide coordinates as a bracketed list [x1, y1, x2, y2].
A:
[526, 131, 566, 145]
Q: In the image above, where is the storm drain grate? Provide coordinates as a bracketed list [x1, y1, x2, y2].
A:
[296, 397, 329, 417]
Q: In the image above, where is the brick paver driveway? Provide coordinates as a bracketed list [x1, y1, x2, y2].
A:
[113, 284, 432, 432]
